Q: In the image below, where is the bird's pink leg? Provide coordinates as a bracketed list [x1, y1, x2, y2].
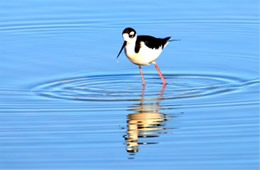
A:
[154, 62, 167, 85]
[138, 66, 146, 85]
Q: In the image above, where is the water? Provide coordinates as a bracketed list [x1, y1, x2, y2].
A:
[0, 0, 259, 169]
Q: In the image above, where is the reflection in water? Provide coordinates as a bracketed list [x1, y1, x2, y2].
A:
[124, 85, 171, 154]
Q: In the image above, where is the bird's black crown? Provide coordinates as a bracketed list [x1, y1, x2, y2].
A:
[122, 27, 136, 38]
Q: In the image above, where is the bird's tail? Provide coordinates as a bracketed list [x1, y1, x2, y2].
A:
[165, 36, 181, 42]
[169, 39, 181, 42]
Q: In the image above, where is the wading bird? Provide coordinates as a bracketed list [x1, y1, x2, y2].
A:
[117, 27, 172, 85]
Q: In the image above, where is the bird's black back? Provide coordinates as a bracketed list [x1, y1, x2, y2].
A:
[135, 35, 171, 53]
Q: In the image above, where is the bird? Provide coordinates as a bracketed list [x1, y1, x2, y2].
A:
[116, 27, 171, 86]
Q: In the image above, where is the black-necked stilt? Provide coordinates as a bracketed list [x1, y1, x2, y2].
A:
[116, 27, 171, 86]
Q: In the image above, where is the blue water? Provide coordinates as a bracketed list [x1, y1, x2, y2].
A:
[0, 0, 259, 169]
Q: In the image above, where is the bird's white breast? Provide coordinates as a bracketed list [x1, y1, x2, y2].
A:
[125, 42, 166, 66]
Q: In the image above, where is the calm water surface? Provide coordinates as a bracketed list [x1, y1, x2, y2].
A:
[0, 0, 259, 169]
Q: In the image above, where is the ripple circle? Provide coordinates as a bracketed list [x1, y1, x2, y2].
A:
[32, 73, 247, 102]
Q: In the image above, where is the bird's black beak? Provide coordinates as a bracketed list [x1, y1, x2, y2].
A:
[116, 41, 126, 59]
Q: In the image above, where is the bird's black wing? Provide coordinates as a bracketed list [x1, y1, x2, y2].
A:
[135, 35, 171, 53]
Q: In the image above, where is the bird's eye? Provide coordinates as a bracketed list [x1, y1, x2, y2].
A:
[129, 31, 135, 38]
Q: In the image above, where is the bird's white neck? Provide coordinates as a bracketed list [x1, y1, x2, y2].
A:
[125, 40, 137, 57]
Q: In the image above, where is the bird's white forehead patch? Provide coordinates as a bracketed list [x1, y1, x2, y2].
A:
[123, 33, 129, 40]
[129, 31, 135, 36]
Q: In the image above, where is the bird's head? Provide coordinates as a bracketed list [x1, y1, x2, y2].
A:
[122, 27, 137, 43]
[116, 27, 137, 59]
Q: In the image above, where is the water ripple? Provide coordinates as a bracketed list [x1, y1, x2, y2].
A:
[31, 73, 259, 102]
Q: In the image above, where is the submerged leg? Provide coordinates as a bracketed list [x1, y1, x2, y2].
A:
[154, 62, 167, 85]
[138, 66, 146, 85]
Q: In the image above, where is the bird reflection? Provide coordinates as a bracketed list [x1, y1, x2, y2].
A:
[124, 85, 170, 153]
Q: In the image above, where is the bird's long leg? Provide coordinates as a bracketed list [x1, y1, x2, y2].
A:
[154, 62, 167, 85]
[138, 66, 146, 86]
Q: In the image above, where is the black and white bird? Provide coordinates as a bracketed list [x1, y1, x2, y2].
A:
[116, 27, 171, 85]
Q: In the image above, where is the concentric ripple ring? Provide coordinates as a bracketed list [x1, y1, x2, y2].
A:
[31, 73, 257, 102]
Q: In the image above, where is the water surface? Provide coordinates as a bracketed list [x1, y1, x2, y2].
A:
[0, 0, 259, 169]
